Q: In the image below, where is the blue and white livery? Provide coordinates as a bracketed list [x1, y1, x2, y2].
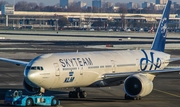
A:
[0, 0, 179, 100]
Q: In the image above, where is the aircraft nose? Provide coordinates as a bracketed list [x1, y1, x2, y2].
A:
[24, 66, 30, 78]
[28, 71, 35, 80]
[27, 71, 40, 84]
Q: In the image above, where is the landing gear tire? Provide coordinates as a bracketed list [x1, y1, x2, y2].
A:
[124, 94, 141, 100]
[69, 88, 87, 98]
[135, 97, 141, 100]
[76, 92, 80, 98]
[69, 91, 79, 98]
[51, 98, 58, 106]
[80, 91, 87, 98]
[69, 91, 73, 98]
[26, 98, 33, 106]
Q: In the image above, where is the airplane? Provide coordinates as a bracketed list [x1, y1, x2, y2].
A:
[0, 0, 179, 100]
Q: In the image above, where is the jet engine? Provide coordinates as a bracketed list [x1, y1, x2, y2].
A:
[23, 79, 40, 93]
[124, 74, 153, 98]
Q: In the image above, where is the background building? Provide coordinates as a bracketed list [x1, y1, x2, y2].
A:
[77, 1, 87, 8]
[92, 0, 102, 8]
[154, 4, 166, 10]
[142, 2, 151, 8]
[156, 0, 168, 4]
[60, 0, 74, 8]
[173, 2, 180, 8]
[127, 2, 138, 9]
[104, 2, 113, 8]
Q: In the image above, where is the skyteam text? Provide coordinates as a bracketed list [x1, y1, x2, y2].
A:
[59, 58, 93, 67]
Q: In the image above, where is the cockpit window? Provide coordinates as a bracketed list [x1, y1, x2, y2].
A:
[31, 67, 37, 70]
[37, 67, 41, 70]
[30, 66, 44, 71]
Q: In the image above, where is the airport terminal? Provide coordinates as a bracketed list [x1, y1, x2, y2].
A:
[0, 4, 180, 31]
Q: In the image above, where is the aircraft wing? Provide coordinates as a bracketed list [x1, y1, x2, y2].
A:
[0, 58, 29, 66]
[102, 68, 180, 79]
[169, 58, 180, 62]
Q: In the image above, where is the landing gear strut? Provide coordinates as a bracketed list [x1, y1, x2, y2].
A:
[38, 87, 45, 95]
[124, 94, 141, 100]
[69, 88, 87, 98]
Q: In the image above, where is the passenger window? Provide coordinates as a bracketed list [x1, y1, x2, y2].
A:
[41, 67, 44, 70]
[37, 67, 41, 70]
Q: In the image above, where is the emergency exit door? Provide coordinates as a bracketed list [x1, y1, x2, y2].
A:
[53, 63, 60, 76]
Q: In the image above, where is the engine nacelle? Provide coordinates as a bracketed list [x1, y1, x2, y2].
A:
[124, 74, 153, 97]
[23, 79, 40, 93]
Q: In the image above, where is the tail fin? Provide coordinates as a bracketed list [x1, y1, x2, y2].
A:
[151, 0, 172, 52]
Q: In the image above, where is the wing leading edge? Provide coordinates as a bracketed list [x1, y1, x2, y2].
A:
[0, 58, 29, 66]
[102, 68, 180, 79]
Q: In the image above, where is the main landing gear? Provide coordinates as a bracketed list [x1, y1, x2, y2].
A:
[124, 94, 141, 100]
[69, 88, 87, 98]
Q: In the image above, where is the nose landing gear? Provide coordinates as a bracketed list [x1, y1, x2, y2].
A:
[69, 88, 87, 98]
[38, 87, 45, 95]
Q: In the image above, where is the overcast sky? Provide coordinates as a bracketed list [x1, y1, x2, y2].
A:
[5, 0, 180, 6]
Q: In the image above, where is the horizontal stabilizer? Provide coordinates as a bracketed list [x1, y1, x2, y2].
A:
[169, 58, 180, 62]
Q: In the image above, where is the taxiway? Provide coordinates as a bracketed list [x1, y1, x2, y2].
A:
[0, 38, 179, 107]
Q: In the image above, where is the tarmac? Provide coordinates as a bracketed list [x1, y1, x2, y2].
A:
[0, 30, 179, 38]
[0, 30, 180, 41]
[0, 31, 180, 107]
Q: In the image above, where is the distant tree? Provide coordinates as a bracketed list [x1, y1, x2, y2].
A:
[54, 3, 60, 8]
[115, 3, 128, 28]
[28, 2, 38, 10]
[128, 9, 139, 13]
[0, 1, 8, 5]
[43, 6, 52, 12]
[58, 16, 69, 28]
[15, 1, 29, 11]
[41, 6, 62, 12]
[141, 7, 152, 14]
[67, 2, 82, 12]
[120, 14, 126, 28]
[116, 3, 128, 13]
[15, 1, 45, 11]
[92, 7, 100, 13]
[39, 2, 45, 8]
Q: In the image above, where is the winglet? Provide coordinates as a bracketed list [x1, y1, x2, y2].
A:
[151, 0, 172, 52]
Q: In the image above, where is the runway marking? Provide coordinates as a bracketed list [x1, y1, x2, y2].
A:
[154, 89, 180, 98]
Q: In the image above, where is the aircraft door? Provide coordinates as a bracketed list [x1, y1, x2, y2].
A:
[136, 59, 140, 71]
[80, 67, 83, 75]
[78, 66, 84, 85]
[53, 63, 60, 76]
